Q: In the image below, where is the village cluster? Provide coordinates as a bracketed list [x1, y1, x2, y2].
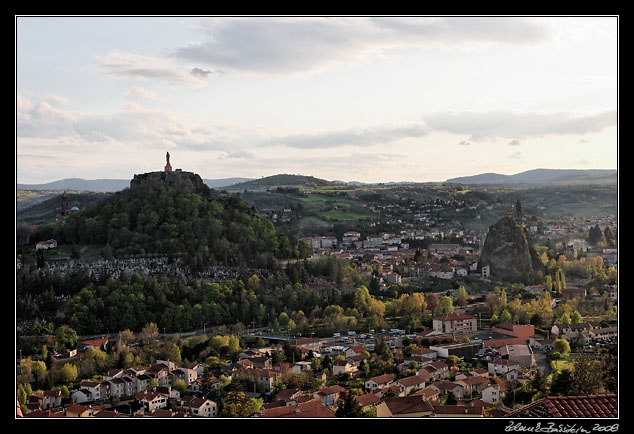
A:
[21, 305, 617, 418]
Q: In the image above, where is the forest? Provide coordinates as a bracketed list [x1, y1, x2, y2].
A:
[28, 180, 310, 270]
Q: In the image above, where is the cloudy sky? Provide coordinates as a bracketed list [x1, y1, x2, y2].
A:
[16, 16, 618, 184]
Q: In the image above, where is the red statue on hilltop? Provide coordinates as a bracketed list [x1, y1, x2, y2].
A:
[165, 152, 173, 172]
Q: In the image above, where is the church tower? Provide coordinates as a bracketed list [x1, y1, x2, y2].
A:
[165, 152, 173, 172]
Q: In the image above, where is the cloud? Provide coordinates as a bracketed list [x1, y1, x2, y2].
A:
[171, 17, 550, 76]
[124, 86, 159, 101]
[219, 150, 255, 160]
[458, 140, 471, 146]
[17, 92, 219, 149]
[99, 49, 211, 87]
[508, 140, 521, 146]
[265, 123, 429, 149]
[422, 109, 617, 141]
[190, 67, 217, 78]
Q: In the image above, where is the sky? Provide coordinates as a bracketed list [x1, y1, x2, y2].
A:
[15, 16, 618, 184]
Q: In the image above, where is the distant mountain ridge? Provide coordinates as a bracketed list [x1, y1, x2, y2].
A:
[17, 177, 254, 192]
[17, 168, 617, 192]
[445, 169, 617, 186]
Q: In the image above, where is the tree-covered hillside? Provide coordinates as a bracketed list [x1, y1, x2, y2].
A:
[32, 174, 308, 269]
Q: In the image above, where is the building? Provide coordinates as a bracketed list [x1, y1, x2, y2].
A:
[35, 239, 57, 251]
[181, 396, 217, 417]
[429, 341, 484, 360]
[375, 396, 434, 417]
[488, 359, 520, 376]
[432, 313, 477, 334]
[505, 394, 617, 418]
[365, 374, 396, 394]
[492, 323, 535, 342]
[501, 344, 535, 368]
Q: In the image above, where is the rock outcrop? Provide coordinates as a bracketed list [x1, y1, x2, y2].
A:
[479, 214, 544, 283]
[130, 170, 212, 198]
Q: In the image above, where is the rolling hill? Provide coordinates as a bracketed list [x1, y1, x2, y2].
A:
[445, 169, 617, 186]
[17, 177, 254, 193]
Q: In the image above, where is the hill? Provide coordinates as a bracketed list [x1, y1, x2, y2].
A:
[223, 174, 339, 191]
[17, 191, 109, 225]
[29, 170, 307, 268]
[445, 169, 617, 186]
[17, 177, 254, 193]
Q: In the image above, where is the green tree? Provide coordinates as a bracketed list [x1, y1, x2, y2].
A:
[571, 354, 605, 395]
[58, 363, 78, 385]
[336, 394, 364, 417]
[439, 296, 454, 315]
[553, 339, 571, 356]
[31, 360, 47, 386]
[173, 379, 189, 394]
[220, 391, 258, 417]
[550, 369, 574, 395]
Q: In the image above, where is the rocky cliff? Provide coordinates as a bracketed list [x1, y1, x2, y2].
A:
[130, 170, 213, 198]
[479, 215, 544, 283]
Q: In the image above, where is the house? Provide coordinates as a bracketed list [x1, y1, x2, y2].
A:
[257, 399, 336, 417]
[455, 375, 489, 397]
[506, 394, 617, 418]
[481, 381, 517, 404]
[135, 390, 169, 413]
[171, 367, 198, 385]
[406, 347, 437, 361]
[365, 374, 396, 394]
[412, 386, 440, 402]
[418, 360, 449, 381]
[524, 284, 546, 295]
[333, 359, 357, 376]
[65, 404, 94, 417]
[375, 396, 434, 417]
[77, 337, 108, 352]
[26, 389, 62, 410]
[429, 380, 465, 400]
[273, 388, 304, 405]
[562, 287, 587, 300]
[432, 313, 477, 334]
[551, 322, 594, 338]
[432, 404, 483, 417]
[108, 377, 127, 398]
[488, 358, 520, 376]
[501, 344, 535, 368]
[190, 376, 221, 394]
[588, 325, 617, 342]
[356, 393, 381, 409]
[36, 239, 57, 251]
[136, 373, 155, 391]
[181, 396, 217, 417]
[396, 375, 428, 395]
[314, 385, 345, 406]
[71, 388, 95, 404]
[93, 409, 119, 418]
[236, 368, 279, 392]
[344, 345, 366, 358]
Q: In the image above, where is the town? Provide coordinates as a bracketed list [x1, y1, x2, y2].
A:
[16, 196, 617, 419]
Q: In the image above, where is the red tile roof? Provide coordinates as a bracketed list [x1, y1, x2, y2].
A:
[433, 313, 476, 321]
[506, 394, 617, 418]
[259, 399, 336, 417]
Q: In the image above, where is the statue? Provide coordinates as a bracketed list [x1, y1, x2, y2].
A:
[165, 152, 173, 172]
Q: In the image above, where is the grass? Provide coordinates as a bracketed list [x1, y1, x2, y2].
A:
[550, 356, 574, 374]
